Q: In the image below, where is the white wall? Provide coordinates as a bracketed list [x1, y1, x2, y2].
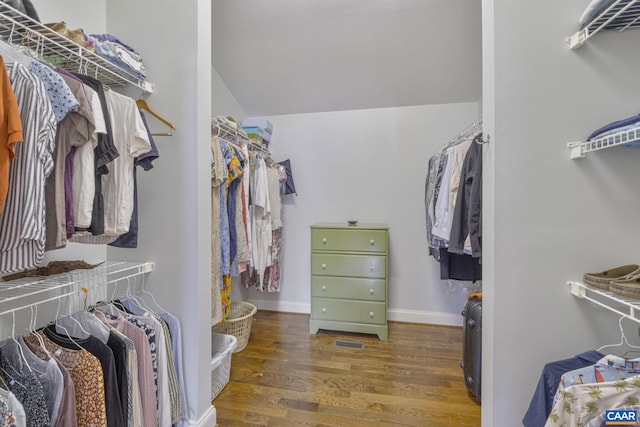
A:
[212, 66, 246, 121]
[484, 0, 640, 425]
[231, 102, 480, 326]
[105, 0, 215, 425]
[36, 0, 106, 33]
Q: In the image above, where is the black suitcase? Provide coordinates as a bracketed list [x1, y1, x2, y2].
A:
[461, 295, 482, 403]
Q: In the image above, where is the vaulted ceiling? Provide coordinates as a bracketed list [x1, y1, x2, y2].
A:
[212, 0, 482, 117]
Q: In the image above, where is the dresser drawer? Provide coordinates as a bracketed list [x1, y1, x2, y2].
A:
[311, 253, 386, 278]
[311, 228, 387, 253]
[311, 276, 386, 301]
[311, 298, 387, 325]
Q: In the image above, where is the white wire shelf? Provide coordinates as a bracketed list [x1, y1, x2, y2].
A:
[567, 0, 640, 49]
[211, 118, 271, 156]
[568, 281, 640, 323]
[567, 125, 640, 159]
[0, 261, 154, 337]
[0, 3, 154, 93]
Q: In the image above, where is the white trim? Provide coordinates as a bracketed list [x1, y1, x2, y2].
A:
[249, 299, 310, 314]
[388, 308, 462, 327]
[187, 405, 216, 427]
[248, 301, 462, 327]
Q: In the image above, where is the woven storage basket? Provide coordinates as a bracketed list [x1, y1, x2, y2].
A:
[212, 301, 257, 353]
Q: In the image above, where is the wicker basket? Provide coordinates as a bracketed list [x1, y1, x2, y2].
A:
[212, 301, 257, 353]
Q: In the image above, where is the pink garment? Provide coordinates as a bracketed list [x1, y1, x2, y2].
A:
[93, 310, 158, 427]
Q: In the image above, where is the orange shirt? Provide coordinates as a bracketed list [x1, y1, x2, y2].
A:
[0, 54, 24, 213]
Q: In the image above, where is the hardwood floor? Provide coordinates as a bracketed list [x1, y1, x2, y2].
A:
[213, 311, 481, 426]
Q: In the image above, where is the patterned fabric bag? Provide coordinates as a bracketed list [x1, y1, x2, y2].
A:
[278, 159, 297, 195]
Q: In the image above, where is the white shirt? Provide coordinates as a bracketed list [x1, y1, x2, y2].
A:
[101, 90, 150, 235]
[250, 157, 272, 289]
[72, 84, 105, 229]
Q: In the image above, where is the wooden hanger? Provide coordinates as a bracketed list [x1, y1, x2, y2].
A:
[136, 99, 176, 134]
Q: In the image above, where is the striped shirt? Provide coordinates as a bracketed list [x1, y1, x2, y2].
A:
[0, 63, 56, 273]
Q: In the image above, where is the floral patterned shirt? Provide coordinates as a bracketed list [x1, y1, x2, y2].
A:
[25, 333, 107, 427]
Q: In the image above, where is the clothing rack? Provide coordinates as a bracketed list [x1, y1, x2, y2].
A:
[0, 2, 154, 93]
[445, 117, 487, 149]
[212, 117, 271, 157]
[0, 261, 154, 341]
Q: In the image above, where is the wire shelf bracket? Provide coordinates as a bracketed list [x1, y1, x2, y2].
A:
[567, 125, 640, 159]
[0, 3, 154, 93]
[567, 0, 640, 49]
[568, 281, 640, 323]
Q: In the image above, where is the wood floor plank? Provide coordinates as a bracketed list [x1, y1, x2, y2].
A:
[213, 311, 481, 426]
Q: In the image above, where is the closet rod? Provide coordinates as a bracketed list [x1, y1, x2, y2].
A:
[0, 262, 154, 318]
[445, 117, 484, 148]
[212, 118, 271, 156]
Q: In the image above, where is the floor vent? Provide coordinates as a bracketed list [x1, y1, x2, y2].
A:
[334, 340, 364, 350]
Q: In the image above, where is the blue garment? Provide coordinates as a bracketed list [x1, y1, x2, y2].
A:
[110, 112, 159, 248]
[88, 34, 138, 54]
[587, 114, 640, 148]
[28, 61, 78, 123]
[590, 121, 640, 148]
[523, 350, 604, 427]
[226, 144, 244, 273]
[219, 140, 233, 277]
[587, 114, 640, 141]
[88, 36, 146, 80]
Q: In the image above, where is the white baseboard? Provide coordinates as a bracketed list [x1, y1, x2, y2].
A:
[388, 308, 462, 327]
[187, 405, 216, 427]
[248, 299, 310, 314]
[247, 300, 462, 327]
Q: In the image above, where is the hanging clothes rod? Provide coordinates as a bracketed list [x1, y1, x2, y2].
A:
[0, 261, 154, 340]
[211, 118, 271, 156]
[445, 117, 487, 148]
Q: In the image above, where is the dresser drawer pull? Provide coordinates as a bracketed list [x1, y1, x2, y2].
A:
[322, 307, 327, 313]
[321, 285, 327, 292]
[322, 263, 327, 270]
[369, 264, 375, 272]
[322, 238, 327, 244]
[369, 288, 375, 295]
[369, 312, 375, 318]
[370, 239, 375, 245]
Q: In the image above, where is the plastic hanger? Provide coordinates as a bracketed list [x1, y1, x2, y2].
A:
[136, 98, 176, 134]
[0, 368, 11, 391]
[26, 305, 53, 361]
[52, 296, 84, 350]
[64, 293, 91, 338]
[121, 278, 155, 318]
[141, 288, 169, 315]
[9, 311, 33, 374]
[597, 316, 640, 353]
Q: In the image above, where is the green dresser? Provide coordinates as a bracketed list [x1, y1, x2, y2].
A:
[310, 223, 389, 340]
